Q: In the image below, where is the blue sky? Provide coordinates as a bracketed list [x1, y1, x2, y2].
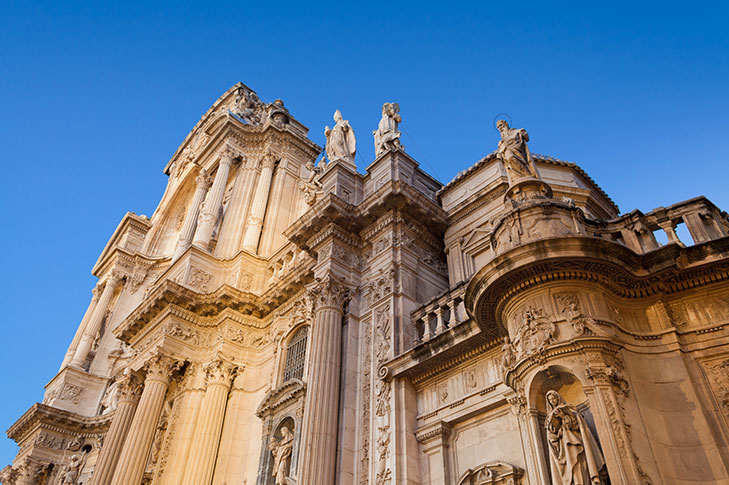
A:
[1, 1, 728, 465]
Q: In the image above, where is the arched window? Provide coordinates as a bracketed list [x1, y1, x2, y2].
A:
[282, 326, 308, 382]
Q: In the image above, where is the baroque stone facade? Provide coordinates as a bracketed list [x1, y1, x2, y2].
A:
[3, 83, 729, 484]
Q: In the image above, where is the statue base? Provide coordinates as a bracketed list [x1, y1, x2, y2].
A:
[503, 177, 553, 206]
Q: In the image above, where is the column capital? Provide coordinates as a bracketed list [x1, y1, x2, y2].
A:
[106, 270, 125, 289]
[143, 353, 182, 383]
[195, 168, 213, 190]
[307, 273, 352, 312]
[260, 151, 277, 170]
[203, 357, 238, 387]
[92, 283, 103, 300]
[116, 372, 143, 404]
[219, 143, 241, 166]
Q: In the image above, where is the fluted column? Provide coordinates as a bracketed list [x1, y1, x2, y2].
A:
[193, 145, 238, 249]
[298, 275, 351, 485]
[91, 374, 142, 485]
[214, 156, 256, 258]
[110, 354, 180, 485]
[242, 152, 276, 253]
[173, 169, 212, 260]
[70, 272, 123, 368]
[60, 284, 102, 370]
[160, 363, 205, 485]
[181, 358, 237, 485]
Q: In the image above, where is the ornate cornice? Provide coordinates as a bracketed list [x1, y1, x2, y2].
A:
[6, 403, 112, 445]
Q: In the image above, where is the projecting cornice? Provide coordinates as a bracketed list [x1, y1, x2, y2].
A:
[7, 403, 112, 444]
[465, 235, 729, 339]
[115, 279, 261, 342]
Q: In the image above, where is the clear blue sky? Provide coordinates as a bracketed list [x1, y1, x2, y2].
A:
[1, 0, 728, 465]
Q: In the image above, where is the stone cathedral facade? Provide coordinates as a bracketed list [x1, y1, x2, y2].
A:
[3, 82, 729, 485]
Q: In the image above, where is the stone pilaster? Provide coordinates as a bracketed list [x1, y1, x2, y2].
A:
[242, 152, 276, 253]
[173, 169, 212, 260]
[70, 272, 123, 368]
[193, 145, 238, 249]
[92, 373, 142, 485]
[60, 284, 102, 369]
[297, 274, 351, 485]
[181, 358, 236, 485]
[110, 354, 181, 485]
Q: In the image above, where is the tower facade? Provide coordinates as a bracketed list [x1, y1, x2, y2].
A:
[3, 84, 729, 485]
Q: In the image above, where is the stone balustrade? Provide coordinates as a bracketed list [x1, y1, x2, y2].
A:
[412, 286, 467, 344]
[588, 196, 729, 253]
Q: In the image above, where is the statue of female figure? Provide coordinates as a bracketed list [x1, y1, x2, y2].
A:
[373, 102, 402, 156]
[496, 120, 537, 183]
[270, 426, 294, 485]
[545, 390, 605, 485]
[324, 110, 356, 167]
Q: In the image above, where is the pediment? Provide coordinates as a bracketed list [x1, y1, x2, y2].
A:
[457, 461, 524, 485]
[256, 379, 306, 418]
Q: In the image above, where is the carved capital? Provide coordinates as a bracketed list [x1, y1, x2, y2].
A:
[116, 373, 143, 403]
[107, 270, 124, 289]
[260, 151, 277, 170]
[586, 364, 630, 397]
[307, 273, 352, 312]
[143, 353, 182, 383]
[195, 168, 213, 190]
[219, 143, 240, 166]
[92, 283, 103, 300]
[203, 358, 237, 387]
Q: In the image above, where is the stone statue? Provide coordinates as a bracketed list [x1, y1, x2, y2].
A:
[233, 88, 263, 124]
[544, 390, 605, 485]
[59, 455, 82, 485]
[324, 110, 356, 167]
[373, 102, 402, 156]
[496, 120, 538, 183]
[299, 153, 327, 205]
[270, 426, 294, 485]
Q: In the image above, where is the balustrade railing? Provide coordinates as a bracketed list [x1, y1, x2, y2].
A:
[412, 285, 467, 344]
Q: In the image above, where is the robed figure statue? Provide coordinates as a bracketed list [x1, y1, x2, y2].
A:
[270, 426, 294, 485]
[325, 109, 356, 168]
[545, 390, 605, 485]
[496, 120, 538, 184]
[373, 102, 402, 156]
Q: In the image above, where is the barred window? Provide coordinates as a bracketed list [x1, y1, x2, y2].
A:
[282, 326, 309, 382]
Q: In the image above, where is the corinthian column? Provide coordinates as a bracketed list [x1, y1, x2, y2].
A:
[242, 152, 276, 253]
[70, 272, 123, 368]
[60, 284, 102, 370]
[173, 169, 212, 260]
[193, 145, 238, 249]
[92, 374, 142, 485]
[298, 274, 351, 485]
[181, 358, 237, 485]
[214, 156, 256, 258]
[110, 354, 180, 485]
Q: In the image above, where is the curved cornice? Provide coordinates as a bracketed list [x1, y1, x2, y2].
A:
[465, 235, 729, 339]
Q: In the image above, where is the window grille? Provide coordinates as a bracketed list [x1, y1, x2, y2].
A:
[283, 326, 309, 382]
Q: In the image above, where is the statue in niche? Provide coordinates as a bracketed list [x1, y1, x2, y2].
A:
[59, 455, 82, 485]
[373, 102, 402, 156]
[544, 390, 605, 485]
[270, 426, 294, 485]
[324, 109, 356, 166]
[233, 87, 264, 124]
[496, 120, 538, 183]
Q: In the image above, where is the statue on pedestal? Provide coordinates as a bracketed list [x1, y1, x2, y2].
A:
[299, 154, 327, 206]
[324, 110, 356, 167]
[373, 102, 402, 156]
[59, 455, 82, 485]
[544, 390, 605, 485]
[270, 426, 294, 485]
[496, 120, 538, 184]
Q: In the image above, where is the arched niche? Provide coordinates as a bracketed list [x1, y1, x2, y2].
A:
[527, 365, 610, 485]
[259, 415, 298, 485]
